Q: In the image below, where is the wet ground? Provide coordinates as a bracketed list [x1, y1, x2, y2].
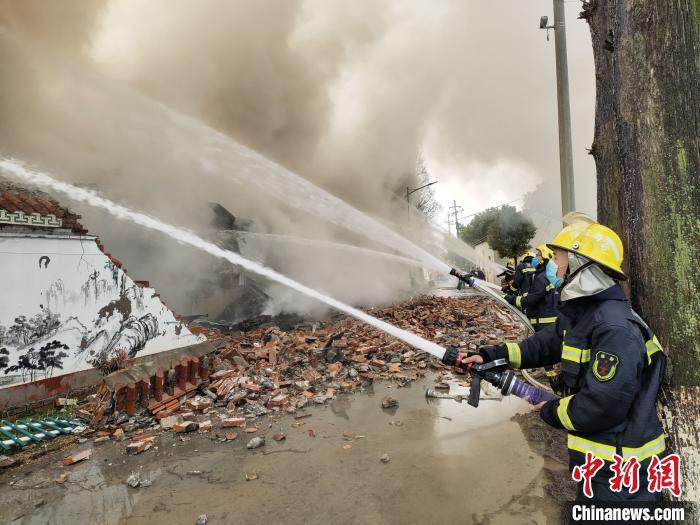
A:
[0, 373, 569, 525]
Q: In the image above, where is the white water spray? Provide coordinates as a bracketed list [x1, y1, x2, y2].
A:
[0, 159, 447, 360]
[230, 231, 423, 268]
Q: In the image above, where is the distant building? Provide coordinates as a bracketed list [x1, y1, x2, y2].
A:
[473, 242, 506, 283]
[0, 181, 207, 408]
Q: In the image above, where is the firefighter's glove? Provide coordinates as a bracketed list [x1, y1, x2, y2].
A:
[477, 344, 508, 363]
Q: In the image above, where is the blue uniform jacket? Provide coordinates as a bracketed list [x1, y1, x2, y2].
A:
[483, 285, 666, 484]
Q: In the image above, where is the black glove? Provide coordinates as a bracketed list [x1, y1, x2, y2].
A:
[504, 294, 516, 305]
[477, 344, 506, 363]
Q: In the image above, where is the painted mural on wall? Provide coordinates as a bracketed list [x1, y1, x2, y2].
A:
[0, 234, 204, 388]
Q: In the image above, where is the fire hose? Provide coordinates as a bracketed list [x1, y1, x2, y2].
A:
[449, 268, 554, 394]
[438, 349, 558, 407]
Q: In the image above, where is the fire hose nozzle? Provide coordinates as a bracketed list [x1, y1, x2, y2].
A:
[450, 268, 474, 287]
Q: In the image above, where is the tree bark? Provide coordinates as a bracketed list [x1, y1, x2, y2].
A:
[584, 0, 700, 503]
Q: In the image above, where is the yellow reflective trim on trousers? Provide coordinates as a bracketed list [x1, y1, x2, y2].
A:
[523, 268, 535, 273]
[538, 317, 557, 324]
[506, 342, 521, 368]
[567, 435, 615, 461]
[516, 295, 523, 308]
[557, 396, 576, 431]
[622, 434, 665, 461]
[545, 284, 554, 292]
[562, 345, 591, 363]
[645, 336, 663, 364]
[529, 318, 538, 325]
[567, 434, 666, 463]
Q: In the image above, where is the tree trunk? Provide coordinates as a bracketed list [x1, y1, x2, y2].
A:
[583, 0, 700, 503]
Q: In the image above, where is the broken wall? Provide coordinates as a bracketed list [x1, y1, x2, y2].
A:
[0, 233, 204, 392]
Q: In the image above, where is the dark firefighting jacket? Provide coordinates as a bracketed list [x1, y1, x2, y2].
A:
[510, 262, 535, 293]
[482, 285, 666, 483]
[520, 271, 559, 331]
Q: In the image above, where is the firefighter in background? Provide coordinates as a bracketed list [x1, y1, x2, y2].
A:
[462, 221, 667, 501]
[520, 245, 558, 332]
[505, 252, 537, 307]
[522, 245, 560, 387]
[498, 258, 516, 292]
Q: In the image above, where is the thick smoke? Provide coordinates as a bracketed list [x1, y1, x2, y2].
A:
[0, 0, 594, 318]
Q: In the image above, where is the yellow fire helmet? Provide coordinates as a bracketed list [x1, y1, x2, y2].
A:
[507, 258, 515, 267]
[573, 223, 626, 279]
[536, 244, 554, 260]
[549, 222, 626, 280]
[547, 222, 590, 252]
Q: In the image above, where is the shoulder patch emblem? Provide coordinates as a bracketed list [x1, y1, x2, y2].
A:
[593, 351, 619, 382]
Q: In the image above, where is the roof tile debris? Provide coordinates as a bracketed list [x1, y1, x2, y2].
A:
[73, 295, 528, 454]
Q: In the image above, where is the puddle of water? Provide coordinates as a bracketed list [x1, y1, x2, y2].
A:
[0, 375, 562, 525]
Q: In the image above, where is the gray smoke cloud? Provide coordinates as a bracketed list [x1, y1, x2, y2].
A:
[0, 0, 595, 318]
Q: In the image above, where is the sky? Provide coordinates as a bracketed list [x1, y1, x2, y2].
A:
[425, 0, 596, 227]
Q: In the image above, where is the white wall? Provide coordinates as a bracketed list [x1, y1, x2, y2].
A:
[0, 233, 204, 387]
[474, 242, 501, 284]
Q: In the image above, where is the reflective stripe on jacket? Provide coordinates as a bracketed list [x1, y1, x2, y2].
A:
[521, 272, 559, 330]
[483, 284, 667, 483]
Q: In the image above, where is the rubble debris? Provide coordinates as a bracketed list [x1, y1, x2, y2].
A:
[380, 453, 391, 464]
[381, 396, 398, 409]
[55, 398, 78, 408]
[56, 473, 69, 484]
[196, 515, 208, 525]
[272, 432, 286, 442]
[126, 471, 151, 488]
[307, 429, 317, 438]
[246, 437, 265, 449]
[221, 417, 246, 428]
[160, 416, 182, 430]
[62, 449, 92, 466]
[245, 472, 258, 481]
[173, 421, 199, 433]
[127, 438, 154, 455]
[71, 295, 524, 457]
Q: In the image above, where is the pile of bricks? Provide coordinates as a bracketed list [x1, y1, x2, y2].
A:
[79, 295, 525, 448]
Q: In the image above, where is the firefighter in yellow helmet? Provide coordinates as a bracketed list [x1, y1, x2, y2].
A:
[519, 244, 558, 331]
[497, 258, 516, 291]
[460, 221, 667, 502]
[505, 251, 537, 307]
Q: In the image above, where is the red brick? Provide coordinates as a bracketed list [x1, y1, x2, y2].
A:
[326, 363, 342, 374]
[221, 417, 246, 428]
[63, 449, 92, 466]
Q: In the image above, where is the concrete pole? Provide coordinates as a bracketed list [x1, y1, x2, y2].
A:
[553, 0, 575, 215]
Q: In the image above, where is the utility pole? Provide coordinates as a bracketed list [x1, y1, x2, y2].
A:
[449, 200, 463, 237]
[541, 0, 576, 216]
